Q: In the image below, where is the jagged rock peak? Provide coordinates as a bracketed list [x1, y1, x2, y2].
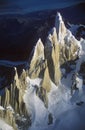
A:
[28, 38, 45, 78]
[30, 38, 44, 63]
[45, 26, 61, 86]
[56, 12, 63, 23]
[46, 27, 58, 47]
[51, 27, 58, 45]
[33, 38, 44, 59]
[55, 12, 67, 44]
[41, 60, 51, 93]
[14, 67, 18, 79]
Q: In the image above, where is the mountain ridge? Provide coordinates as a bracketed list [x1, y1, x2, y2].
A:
[0, 12, 85, 130]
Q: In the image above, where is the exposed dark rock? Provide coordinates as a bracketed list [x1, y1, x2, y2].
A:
[79, 62, 85, 84]
[76, 101, 84, 106]
[48, 113, 53, 125]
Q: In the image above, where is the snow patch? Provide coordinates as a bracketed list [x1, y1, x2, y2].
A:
[0, 120, 14, 130]
[0, 106, 5, 110]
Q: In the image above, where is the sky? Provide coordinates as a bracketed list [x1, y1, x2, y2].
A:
[0, 0, 85, 14]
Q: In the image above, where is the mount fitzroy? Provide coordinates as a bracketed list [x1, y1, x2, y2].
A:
[0, 12, 84, 130]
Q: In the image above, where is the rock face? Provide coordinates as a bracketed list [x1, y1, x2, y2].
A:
[28, 13, 79, 90]
[0, 108, 16, 130]
[55, 13, 79, 64]
[0, 68, 31, 130]
[41, 63, 51, 93]
[45, 27, 61, 85]
[28, 29, 61, 90]
[79, 62, 85, 84]
[55, 12, 67, 44]
[28, 38, 45, 79]
[28, 26, 61, 108]
[27, 13, 81, 108]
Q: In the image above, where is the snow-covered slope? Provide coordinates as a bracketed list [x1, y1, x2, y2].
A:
[0, 119, 14, 130]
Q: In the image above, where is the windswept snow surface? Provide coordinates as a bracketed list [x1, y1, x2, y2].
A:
[0, 106, 4, 110]
[0, 120, 14, 130]
[24, 77, 49, 130]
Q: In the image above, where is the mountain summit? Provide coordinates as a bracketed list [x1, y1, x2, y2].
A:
[0, 12, 85, 130]
[28, 12, 80, 88]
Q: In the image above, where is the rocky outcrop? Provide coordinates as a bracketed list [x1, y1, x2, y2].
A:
[45, 27, 61, 85]
[79, 62, 85, 84]
[28, 38, 45, 78]
[28, 13, 80, 89]
[41, 61, 51, 93]
[0, 67, 31, 130]
[55, 12, 67, 44]
[55, 13, 79, 65]
[0, 108, 16, 130]
[28, 26, 61, 108]
[27, 13, 82, 110]
[28, 27, 61, 88]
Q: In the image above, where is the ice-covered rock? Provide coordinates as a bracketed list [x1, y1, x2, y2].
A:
[28, 38, 45, 78]
[55, 13, 80, 64]
[55, 12, 66, 44]
[0, 68, 30, 130]
[29, 27, 61, 87]
[45, 27, 61, 85]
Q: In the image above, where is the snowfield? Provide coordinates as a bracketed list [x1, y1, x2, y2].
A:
[0, 120, 14, 130]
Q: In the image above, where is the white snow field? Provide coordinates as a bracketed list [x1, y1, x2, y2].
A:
[0, 119, 14, 130]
